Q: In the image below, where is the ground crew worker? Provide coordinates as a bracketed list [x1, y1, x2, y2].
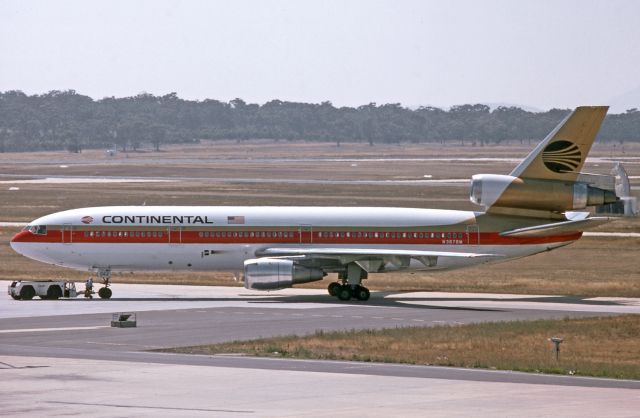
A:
[85, 277, 93, 299]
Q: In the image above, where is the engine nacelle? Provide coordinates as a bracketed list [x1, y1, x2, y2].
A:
[470, 174, 617, 212]
[243, 258, 325, 290]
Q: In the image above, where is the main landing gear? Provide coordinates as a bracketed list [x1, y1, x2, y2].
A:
[97, 268, 112, 299]
[327, 264, 371, 301]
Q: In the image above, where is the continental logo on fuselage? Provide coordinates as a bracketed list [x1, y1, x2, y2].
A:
[102, 215, 214, 224]
[542, 140, 581, 173]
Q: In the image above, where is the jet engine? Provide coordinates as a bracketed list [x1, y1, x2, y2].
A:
[470, 174, 617, 212]
[244, 258, 325, 290]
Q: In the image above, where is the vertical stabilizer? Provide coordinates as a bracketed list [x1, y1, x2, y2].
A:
[470, 106, 618, 216]
[510, 106, 608, 181]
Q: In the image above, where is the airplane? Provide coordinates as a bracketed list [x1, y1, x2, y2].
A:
[10, 106, 619, 301]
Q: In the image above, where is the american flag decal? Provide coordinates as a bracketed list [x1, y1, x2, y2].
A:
[227, 216, 245, 225]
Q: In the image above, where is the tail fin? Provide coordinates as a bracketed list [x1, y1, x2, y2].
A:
[470, 106, 617, 215]
[510, 106, 608, 181]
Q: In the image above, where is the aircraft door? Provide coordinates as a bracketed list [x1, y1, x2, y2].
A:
[168, 225, 182, 244]
[299, 225, 313, 244]
[62, 224, 73, 244]
[466, 224, 479, 245]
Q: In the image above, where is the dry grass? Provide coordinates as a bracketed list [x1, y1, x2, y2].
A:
[164, 315, 640, 380]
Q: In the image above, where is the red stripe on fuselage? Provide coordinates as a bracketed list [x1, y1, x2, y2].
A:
[11, 229, 582, 246]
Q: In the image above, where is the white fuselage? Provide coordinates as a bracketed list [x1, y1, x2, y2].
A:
[10, 206, 578, 274]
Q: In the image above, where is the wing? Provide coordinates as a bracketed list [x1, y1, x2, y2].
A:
[255, 247, 501, 272]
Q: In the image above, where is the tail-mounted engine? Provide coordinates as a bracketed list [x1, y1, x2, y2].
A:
[244, 258, 325, 290]
[470, 174, 618, 212]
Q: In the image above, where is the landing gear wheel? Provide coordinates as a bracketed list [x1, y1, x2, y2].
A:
[19, 286, 35, 300]
[352, 286, 370, 301]
[98, 287, 112, 299]
[328, 282, 341, 296]
[337, 285, 352, 301]
[11, 295, 21, 300]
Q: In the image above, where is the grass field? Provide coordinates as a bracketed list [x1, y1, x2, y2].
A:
[162, 315, 640, 380]
[1, 140, 638, 296]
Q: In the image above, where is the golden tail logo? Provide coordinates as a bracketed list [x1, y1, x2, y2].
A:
[541, 140, 582, 173]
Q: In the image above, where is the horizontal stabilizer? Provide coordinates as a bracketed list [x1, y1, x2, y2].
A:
[499, 217, 610, 238]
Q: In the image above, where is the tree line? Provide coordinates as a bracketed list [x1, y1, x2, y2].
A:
[0, 90, 638, 153]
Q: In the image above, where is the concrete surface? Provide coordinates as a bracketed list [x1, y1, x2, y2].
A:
[1, 355, 639, 418]
[1, 282, 639, 417]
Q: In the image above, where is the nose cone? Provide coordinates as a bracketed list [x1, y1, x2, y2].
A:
[10, 230, 30, 254]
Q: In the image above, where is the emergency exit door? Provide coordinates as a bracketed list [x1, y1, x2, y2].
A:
[62, 224, 73, 244]
[168, 225, 182, 244]
[299, 225, 313, 244]
[466, 224, 480, 245]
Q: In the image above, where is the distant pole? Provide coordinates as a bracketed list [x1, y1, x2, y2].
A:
[550, 337, 563, 361]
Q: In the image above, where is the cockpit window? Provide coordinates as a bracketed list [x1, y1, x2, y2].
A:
[28, 225, 47, 235]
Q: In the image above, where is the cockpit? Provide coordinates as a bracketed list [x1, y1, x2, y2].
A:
[23, 225, 48, 235]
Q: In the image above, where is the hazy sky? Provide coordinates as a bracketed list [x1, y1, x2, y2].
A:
[1, 0, 639, 111]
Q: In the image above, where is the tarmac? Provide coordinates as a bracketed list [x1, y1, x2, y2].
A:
[1, 281, 639, 417]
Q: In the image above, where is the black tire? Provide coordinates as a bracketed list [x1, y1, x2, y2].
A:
[19, 286, 35, 300]
[328, 282, 341, 296]
[98, 287, 112, 299]
[11, 294, 21, 300]
[337, 285, 352, 301]
[353, 286, 370, 301]
[46, 285, 62, 300]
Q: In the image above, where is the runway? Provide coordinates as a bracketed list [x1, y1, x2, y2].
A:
[1, 282, 639, 416]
